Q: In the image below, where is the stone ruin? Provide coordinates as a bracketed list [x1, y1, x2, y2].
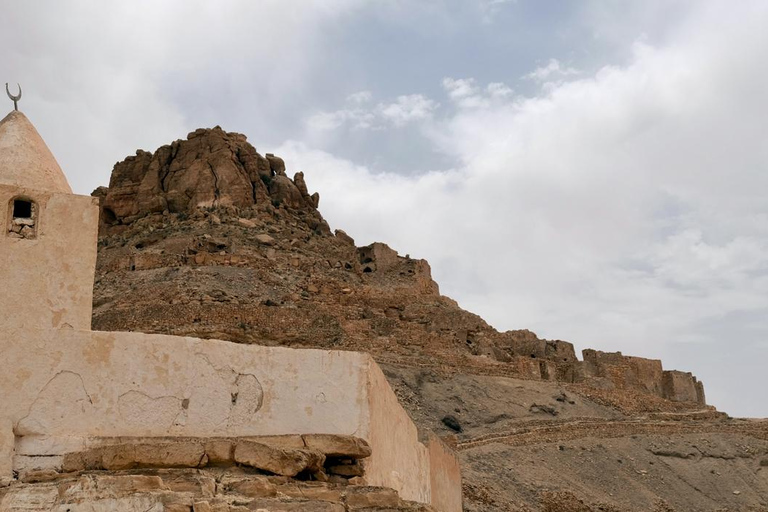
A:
[0, 110, 462, 510]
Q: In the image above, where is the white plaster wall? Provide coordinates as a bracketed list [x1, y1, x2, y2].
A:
[0, 328, 369, 461]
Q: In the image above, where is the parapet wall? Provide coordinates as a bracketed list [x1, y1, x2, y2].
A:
[0, 327, 461, 511]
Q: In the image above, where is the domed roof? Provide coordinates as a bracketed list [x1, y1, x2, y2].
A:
[0, 110, 72, 194]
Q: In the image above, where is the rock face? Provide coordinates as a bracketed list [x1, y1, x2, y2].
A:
[97, 126, 327, 234]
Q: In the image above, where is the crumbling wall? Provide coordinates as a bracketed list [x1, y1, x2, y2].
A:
[582, 350, 705, 405]
[356, 242, 440, 294]
[662, 370, 705, 404]
[358, 242, 400, 273]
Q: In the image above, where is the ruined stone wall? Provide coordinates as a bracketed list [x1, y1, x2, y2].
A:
[582, 350, 705, 404]
[0, 186, 99, 331]
[356, 242, 440, 295]
[662, 370, 706, 405]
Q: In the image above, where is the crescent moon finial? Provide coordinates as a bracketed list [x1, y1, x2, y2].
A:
[5, 83, 22, 111]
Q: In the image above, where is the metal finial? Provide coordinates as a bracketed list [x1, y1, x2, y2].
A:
[6, 83, 21, 111]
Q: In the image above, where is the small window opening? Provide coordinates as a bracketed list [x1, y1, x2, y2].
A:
[13, 200, 32, 218]
[7, 198, 37, 239]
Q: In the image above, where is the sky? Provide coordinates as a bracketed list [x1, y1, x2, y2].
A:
[2, 1, 767, 417]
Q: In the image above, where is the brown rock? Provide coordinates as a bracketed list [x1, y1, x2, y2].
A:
[269, 175, 305, 209]
[98, 128, 327, 231]
[266, 153, 286, 176]
[294, 171, 311, 198]
[62, 441, 208, 471]
[344, 486, 401, 509]
[327, 462, 365, 477]
[302, 435, 372, 459]
[92, 474, 167, 493]
[334, 229, 355, 246]
[280, 482, 343, 502]
[161, 471, 216, 496]
[256, 233, 276, 246]
[233, 440, 325, 477]
[248, 435, 305, 450]
[193, 501, 212, 512]
[225, 475, 277, 498]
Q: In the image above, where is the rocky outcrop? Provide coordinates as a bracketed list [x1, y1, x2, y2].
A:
[1, 470, 432, 511]
[91, 127, 709, 414]
[96, 127, 327, 235]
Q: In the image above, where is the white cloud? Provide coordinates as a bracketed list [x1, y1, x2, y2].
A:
[442, 77, 514, 108]
[442, 77, 479, 100]
[306, 93, 437, 133]
[347, 91, 373, 104]
[282, 1, 768, 416]
[379, 94, 438, 126]
[486, 82, 514, 99]
[523, 58, 580, 82]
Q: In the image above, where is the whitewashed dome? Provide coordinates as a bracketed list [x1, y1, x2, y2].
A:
[0, 110, 71, 194]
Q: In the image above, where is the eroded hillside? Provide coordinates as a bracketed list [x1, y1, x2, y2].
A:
[91, 126, 768, 511]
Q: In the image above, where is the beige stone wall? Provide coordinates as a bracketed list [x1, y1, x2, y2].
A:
[0, 186, 98, 331]
[428, 434, 463, 512]
[1, 329, 369, 443]
[0, 327, 460, 511]
[363, 360, 432, 505]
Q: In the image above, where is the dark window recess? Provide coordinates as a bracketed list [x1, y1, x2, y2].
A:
[13, 200, 32, 219]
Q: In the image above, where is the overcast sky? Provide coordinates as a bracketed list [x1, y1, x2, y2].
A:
[2, 1, 767, 417]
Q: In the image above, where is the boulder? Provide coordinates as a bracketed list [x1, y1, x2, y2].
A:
[268, 175, 305, 209]
[233, 440, 325, 477]
[265, 153, 286, 176]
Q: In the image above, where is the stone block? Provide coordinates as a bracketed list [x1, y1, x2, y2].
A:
[344, 486, 401, 509]
[226, 475, 278, 498]
[234, 440, 325, 477]
[302, 435, 372, 459]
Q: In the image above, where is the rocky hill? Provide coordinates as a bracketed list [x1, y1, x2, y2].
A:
[91, 126, 768, 511]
